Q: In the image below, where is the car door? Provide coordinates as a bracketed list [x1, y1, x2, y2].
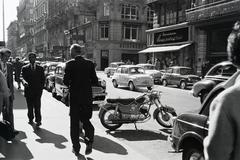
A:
[165, 68, 173, 85]
[113, 67, 122, 85]
[171, 68, 180, 85]
[121, 67, 129, 86]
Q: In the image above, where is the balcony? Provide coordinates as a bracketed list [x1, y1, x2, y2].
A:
[186, 0, 240, 23]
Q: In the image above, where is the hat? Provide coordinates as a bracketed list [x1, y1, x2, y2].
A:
[28, 52, 37, 57]
[0, 48, 12, 57]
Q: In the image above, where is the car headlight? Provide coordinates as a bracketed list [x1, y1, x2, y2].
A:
[101, 80, 106, 87]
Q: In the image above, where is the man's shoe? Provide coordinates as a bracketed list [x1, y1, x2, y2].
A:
[72, 147, 80, 156]
[13, 130, 19, 136]
[36, 122, 42, 127]
[85, 143, 92, 155]
[28, 121, 34, 125]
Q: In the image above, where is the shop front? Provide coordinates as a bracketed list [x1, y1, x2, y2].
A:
[139, 23, 193, 70]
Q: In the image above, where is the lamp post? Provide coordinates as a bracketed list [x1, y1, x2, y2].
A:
[2, 0, 5, 42]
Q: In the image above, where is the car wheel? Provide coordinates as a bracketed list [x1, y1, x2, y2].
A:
[112, 80, 118, 88]
[180, 81, 187, 89]
[129, 82, 135, 91]
[162, 79, 167, 86]
[182, 146, 203, 160]
[200, 90, 208, 103]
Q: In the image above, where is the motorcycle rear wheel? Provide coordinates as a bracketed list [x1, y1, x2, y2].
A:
[155, 109, 176, 128]
[99, 106, 122, 131]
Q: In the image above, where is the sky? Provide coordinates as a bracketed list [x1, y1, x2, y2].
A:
[0, 0, 19, 42]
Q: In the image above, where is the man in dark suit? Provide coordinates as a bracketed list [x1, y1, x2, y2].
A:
[63, 44, 98, 156]
[22, 53, 45, 127]
[0, 48, 19, 136]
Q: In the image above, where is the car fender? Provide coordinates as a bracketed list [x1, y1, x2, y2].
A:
[177, 131, 204, 151]
[192, 79, 216, 97]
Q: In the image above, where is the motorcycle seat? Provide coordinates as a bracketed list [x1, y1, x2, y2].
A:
[107, 98, 135, 105]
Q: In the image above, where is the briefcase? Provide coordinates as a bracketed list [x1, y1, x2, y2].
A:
[0, 120, 15, 140]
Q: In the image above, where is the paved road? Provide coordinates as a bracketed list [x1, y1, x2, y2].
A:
[96, 72, 202, 160]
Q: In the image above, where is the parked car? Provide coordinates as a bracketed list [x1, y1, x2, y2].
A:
[51, 62, 107, 105]
[161, 66, 201, 89]
[111, 65, 154, 91]
[104, 62, 125, 77]
[136, 63, 162, 84]
[191, 61, 237, 103]
[42, 61, 61, 91]
[169, 71, 240, 160]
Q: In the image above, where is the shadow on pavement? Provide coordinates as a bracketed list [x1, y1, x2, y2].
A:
[0, 131, 33, 160]
[92, 135, 127, 155]
[107, 129, 168, 141]
[13, 88, 27, 110]
[33, 127, 68, 149]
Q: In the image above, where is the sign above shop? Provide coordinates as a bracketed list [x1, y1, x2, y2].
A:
[154, 28, 189, 45]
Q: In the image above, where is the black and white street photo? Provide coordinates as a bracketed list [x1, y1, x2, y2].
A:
[1, 0, 240, 160]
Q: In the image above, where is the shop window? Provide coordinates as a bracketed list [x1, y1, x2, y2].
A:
[121, 4, 139, 20]
[122, 24, 139, 41]
[100, 23, 109, 40]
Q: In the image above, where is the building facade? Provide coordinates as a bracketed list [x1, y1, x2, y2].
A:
[144, 0, 194, 71]
[92, 0, 153, 70]
[33, 0, 48, 60]
[17, 0, 35, 58]
[186, 0, 240, 75]
[7, 21, 18, 58]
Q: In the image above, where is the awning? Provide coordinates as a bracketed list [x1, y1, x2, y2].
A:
[138, 43, 191, 53]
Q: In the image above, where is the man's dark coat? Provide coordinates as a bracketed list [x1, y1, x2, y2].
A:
[63, 56, 98, 118]
[21, 64, 45, 97]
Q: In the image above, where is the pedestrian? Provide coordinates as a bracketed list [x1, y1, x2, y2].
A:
[13, 57, 23, 89]
[21, 52, 45, 127]
[0, 69, 10, 115]
[203, 20, 240, 160]
[0, 48, 19, 136]
[63, 44, 98, 156]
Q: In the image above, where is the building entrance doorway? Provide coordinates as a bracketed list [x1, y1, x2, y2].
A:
[101, 50, 109, 70]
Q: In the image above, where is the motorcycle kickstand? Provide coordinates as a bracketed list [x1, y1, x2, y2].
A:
[134, 122, 138, 130]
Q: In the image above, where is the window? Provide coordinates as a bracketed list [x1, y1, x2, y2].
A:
[121, 4, 139, 20]
[100, 23, 109, 40]
[147, 7, 154, 22]
[104, 2, 110, 16]
[122, 24, 139, 41]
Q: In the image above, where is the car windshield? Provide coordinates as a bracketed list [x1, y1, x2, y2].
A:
[129, 67, 144, 74]
[143, 65, 155, 70]
[180, 68, 193, 75]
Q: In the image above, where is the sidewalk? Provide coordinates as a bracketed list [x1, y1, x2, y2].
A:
[0, 83, 151, 160]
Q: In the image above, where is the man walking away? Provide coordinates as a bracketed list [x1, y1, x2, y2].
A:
[13, 57, 23, 89]
[63, 44, 98, 156]
[21, 53, 45, 127]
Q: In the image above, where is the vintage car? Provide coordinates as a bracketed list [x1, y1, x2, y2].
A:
[111, 65, 154, 91]
[51, 63, 107, 105]
[42, 61, 61, 91]
[104, 62, 125, 77]
[136, 63, 162, 84]
[169, 71, 240, 160]
[161, 66, 201, 89]
[191, 61, 237, 103]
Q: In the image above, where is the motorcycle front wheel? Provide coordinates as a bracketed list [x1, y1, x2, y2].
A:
[99, 106, 123, 131]
[154, 109, 176, 128]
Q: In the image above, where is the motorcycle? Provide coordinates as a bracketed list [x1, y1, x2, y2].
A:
[98, 90, 177, 131]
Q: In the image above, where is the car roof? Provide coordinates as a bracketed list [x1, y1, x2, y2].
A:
[169, 66, 192, 69]
[118, 65, 141, 68]
[137, 63, 155, 66]
[110, 62, 125, 65]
